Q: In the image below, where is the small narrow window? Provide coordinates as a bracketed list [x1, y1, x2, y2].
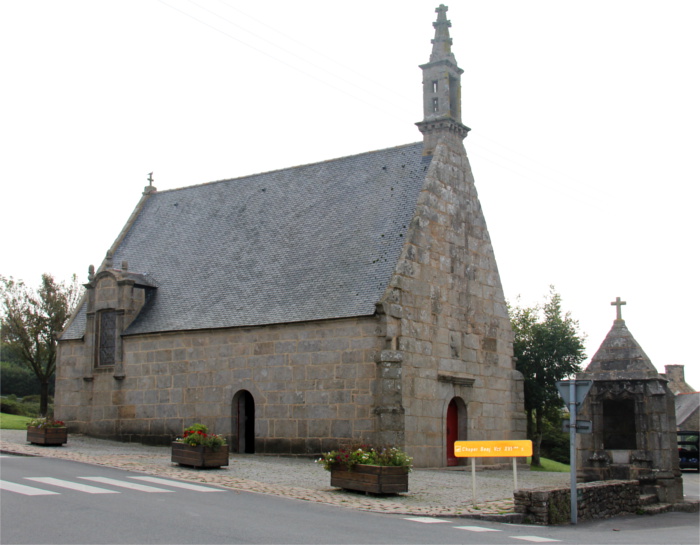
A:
[97, 310, 117, 366]
[432, 80, 438, 93]
[449, 75, 459, 118]
[432, 98, 439, 113]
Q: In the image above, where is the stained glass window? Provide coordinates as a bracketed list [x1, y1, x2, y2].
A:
[97, 310, 117, 366]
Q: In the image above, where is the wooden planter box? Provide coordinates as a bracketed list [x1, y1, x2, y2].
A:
[171, 442, 229, 468]
[330, 464, 409, 494]
[26, 427, 67, 446]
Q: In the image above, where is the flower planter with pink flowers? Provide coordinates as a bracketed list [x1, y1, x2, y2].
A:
[26, 418, 68, 446]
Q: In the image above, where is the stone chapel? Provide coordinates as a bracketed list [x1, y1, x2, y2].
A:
[55, 5, 526, 468]
[576, 299, 683, 503]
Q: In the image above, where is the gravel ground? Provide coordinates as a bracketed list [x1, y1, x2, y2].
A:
[0, 429, 570, 517]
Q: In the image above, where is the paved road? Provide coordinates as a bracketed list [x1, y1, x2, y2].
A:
[2, 455, 699, 545]
[0, 430, 570, 517]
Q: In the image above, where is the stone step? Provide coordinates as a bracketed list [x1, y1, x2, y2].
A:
[639, 494, 659, 506]
[638, 503, 672, 515]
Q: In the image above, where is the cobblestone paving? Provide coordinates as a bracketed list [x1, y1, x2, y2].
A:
[0, 430, 569, 518]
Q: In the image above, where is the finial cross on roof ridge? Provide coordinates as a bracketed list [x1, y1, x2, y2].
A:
[611, 296, 627, 320]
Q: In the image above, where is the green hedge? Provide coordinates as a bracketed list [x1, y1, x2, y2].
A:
[0, 396, 49, 418]
[0, 361, 55, 397]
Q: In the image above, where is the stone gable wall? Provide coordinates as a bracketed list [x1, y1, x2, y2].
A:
[383, 140, 525, 467]
[56, 316, 383, 453]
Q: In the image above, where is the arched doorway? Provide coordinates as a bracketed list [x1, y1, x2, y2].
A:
[446, 397, 467, 466]
[232, 390, 255, 453]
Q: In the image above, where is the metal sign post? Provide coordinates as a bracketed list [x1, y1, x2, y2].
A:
[569, 380, 577, 525]
[556, 379, 592, 525]
[454, 440, 533, 507]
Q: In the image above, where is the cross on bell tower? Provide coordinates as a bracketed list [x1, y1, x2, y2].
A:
[416, 4, 471, 156]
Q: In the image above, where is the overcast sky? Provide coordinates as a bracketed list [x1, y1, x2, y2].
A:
[1, 1, 698, 388]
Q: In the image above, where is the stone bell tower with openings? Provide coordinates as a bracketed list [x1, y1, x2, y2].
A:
[415, 4, 471, 155]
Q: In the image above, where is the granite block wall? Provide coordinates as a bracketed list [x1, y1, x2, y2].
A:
[56, 316, 383, 454]
[382, 140, 526, 467]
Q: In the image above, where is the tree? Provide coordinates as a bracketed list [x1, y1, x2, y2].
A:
[509, 287, 586, 467]
[0, 274, 82, 416]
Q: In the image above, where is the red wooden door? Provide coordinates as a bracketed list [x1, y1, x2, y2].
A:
[446, 399, 459, 466]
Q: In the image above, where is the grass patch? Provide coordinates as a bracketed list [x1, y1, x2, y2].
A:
[0, 412, 33, 430]
[527, 456, 570, 472]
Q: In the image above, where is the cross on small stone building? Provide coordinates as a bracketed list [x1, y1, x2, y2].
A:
[611, 297, 627, 320]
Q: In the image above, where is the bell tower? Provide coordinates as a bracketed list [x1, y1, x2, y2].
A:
[416, 4, 470, 155]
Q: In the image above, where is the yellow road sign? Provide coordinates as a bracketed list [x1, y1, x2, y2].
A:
[454, 440, 532, 458]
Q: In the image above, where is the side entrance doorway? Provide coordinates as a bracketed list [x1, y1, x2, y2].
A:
[232, 390, 255, 454]
[446, 397, 467, 466]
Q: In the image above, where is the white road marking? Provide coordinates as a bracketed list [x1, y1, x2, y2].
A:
[454, 526, 501, 532]
[0, 480, 60, 496]
[129, 476, 224, 492]
[25, 477, 119, 494]
[403, 517, 451, 523]
[79, 477, 174, 493]
[511, 537, 561, 543]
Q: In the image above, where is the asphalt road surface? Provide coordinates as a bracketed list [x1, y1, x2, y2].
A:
[1, 455, 698, 545]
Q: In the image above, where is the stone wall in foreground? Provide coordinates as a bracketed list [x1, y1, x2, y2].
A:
[514, 480, 640, 525]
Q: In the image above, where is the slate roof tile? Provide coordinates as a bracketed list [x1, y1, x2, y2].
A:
[62, 142, 430, 339]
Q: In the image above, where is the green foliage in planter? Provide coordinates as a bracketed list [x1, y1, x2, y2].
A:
[174, 423, 226, 451]
[317, 445, 413, 472]
[26, 417, 65, 428]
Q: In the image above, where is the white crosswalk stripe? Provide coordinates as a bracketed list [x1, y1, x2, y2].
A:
[403, 518, 561, 543]
[25, 477, 119, 494]
[454, 526, 501, 532]
[130, 476, 225, 492]
[0, 480, 60, 496]
[403, 517, 451, 523]
[79, 477, 174, 493]
[511, 537, 560, 543]
[1, 475, 225, 496]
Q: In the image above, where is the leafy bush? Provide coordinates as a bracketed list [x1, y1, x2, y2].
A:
[22, 394, 53, 405]
[540, 417, 570, 464]
[0, 361, 55, 397]
[1, 397, 30, 416]
[0, 396, 44, 417]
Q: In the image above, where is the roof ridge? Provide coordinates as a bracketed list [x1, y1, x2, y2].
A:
[156, 142, 424, 194]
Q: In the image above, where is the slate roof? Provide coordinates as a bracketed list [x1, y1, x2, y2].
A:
[62, 142, 431, 339]
[675, 392, 700, 429]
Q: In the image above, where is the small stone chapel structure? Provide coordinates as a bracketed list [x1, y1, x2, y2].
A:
[576, 298, 683, 503]
[55, 5, 526, 468]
